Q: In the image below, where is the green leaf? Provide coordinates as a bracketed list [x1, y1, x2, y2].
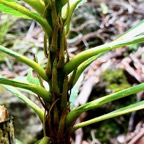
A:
[62, 0, 87, 34]
[73, 100, 144, 130]
[66, 82, 144, 126]
[70, 73, 84, 109]
[64, 20, 144, 74]
[62, 0, 87, 23]
[64, 34, 144, 74]
[39, 136, 50, 144]
[0, 0, 52, 37]
[0, 45, 48, 81]
[27, 69, 40, 85]
[23, 0, 45, 15]
[35, 136, 50, 144]
[2, 0, 17, 2]
[1, 85, 44, 122]
[73, 52, 105, 86]
[61, 0, 68, 6]
[15, 139, 23, 144]
[0, 1, 31, 19]
[116, 19, 144, 41]
[0, 77, 51, 102]
[76, 0, 87, 9]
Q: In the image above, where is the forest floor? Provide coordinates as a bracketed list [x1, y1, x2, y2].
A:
[0, 0, 144, 143]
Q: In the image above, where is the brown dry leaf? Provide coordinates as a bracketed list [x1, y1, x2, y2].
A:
[0, 105, 8, 122]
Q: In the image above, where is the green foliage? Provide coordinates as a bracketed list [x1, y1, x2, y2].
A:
[2, 85, 44, 122]
[23, 0, 45, 15]
[27, 70, 40, 86]
[128, 43, 140, 52]
[93, 120, 120, 143]
[0, 77, 50, 101]
[116, 19, 144, 41]
[0, 0, 144, 143]
[0, 1, 31, 18]
[70, 73, 84, 109]
[0, 45, 48, 81]
[0, 0, 52, 36]
[0, 15, 14, 45]
[15, 139, 23, 144]
[73, 99, 144, 131]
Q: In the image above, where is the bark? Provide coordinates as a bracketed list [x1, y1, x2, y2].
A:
[0, 105, 15, 144]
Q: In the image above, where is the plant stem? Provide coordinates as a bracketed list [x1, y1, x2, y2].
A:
[66, 82, 144, 126]
[64, 35, 144, 74]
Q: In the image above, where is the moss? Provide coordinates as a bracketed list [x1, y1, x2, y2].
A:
[83, 118, 124, 144]
[100, 68, 136, 111]
[101, 68, 131, 93]
[84, 68, 136, 143]
[94, 120, 120, 143]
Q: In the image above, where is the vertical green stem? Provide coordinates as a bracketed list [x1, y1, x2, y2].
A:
[61, 75, 68, 111]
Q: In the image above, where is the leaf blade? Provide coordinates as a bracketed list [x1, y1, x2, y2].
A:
[0, 77, 51, 102]
[66, 82, 144, 126]
[73, 100, 144, 131]
[0, 1, 31, 19]
[64, 35, 144, 74]
[27, 69, 40, 85]
[1, 85, 44, 122]
[0, 45, 48, 81]
[115, 19, 144, 41]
